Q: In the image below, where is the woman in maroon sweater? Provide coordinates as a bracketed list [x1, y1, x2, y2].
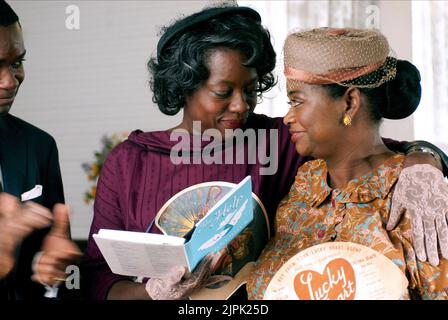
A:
[82, 6, 447, 300]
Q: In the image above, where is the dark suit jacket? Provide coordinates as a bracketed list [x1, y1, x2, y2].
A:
[0, 113, 64, 300]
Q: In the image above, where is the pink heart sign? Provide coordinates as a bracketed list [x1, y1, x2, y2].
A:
[294, 258, 356, 300]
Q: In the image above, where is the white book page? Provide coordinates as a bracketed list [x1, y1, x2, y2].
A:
[97, 229, 185, 245]
[93, 230, 189, 278]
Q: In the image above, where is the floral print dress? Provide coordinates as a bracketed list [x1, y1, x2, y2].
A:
[247, 154, 448, 300]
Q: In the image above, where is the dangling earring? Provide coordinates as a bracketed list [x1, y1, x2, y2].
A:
[343, 114, 352, 126]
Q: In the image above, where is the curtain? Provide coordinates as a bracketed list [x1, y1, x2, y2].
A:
[412, 1, 448, 153]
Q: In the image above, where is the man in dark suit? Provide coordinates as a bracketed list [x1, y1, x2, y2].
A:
[0, 0, 80, 300]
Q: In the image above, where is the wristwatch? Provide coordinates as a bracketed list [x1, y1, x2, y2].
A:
[404, 140, 448, 177]
[406, 145, 442, 163]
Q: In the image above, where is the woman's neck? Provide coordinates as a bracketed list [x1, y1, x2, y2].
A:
[169, 121, 193, 134]
[324, 132, 394, 189]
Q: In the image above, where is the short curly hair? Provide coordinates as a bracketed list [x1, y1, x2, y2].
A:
[148, 9, 276, 115]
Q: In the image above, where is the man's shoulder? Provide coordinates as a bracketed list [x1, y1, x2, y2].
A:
[8, 114, 56, 144]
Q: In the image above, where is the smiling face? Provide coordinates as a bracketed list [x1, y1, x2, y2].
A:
[181, 48, 258, 137]
[0, 23, 25, 114]
[283, 80, 346, 158]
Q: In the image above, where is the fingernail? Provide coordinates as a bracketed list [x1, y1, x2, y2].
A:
[416, 252, 427, 262]
[429, 257, 439, 267]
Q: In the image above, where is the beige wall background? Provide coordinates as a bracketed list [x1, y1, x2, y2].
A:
[8, 1, 416, 239]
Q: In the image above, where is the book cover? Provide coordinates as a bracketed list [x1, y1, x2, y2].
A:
[93, 176, 266, 280]
[155, 180, 270, 278]
[184, 176, 253, 271]
[155, 178, 270, 299]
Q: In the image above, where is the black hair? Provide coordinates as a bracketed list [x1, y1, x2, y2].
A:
[323, 59, 422, 123]
[148, 8, 276, 116]
[0, 1, 19, 26]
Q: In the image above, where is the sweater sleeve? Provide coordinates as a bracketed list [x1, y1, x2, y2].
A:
[81, 146, 132, 300]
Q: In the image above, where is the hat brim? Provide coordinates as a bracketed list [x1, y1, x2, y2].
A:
[157, 6, 261, 58]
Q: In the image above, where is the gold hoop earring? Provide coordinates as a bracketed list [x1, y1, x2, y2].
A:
[343, 114, 352, 126]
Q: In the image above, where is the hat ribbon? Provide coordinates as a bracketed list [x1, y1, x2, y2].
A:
[284, 61, 384, 84]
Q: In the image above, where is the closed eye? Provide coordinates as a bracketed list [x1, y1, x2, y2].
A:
[287, 100, 303, 108]
[213, 90, 232, 98]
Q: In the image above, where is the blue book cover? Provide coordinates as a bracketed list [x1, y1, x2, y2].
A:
[93, 176, 260, 280]
[184, 176, 253, 271]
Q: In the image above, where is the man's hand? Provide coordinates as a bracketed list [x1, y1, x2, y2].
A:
[31, 204, 82, 286]
[387, 164, 448, 266]
[0, 193, 52, 278]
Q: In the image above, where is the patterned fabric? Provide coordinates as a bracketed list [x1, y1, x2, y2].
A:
[389, 164, 448, 266]
[247, 154, 448, 300]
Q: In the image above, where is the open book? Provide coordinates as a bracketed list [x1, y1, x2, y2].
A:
[93, 176, 254, 279]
